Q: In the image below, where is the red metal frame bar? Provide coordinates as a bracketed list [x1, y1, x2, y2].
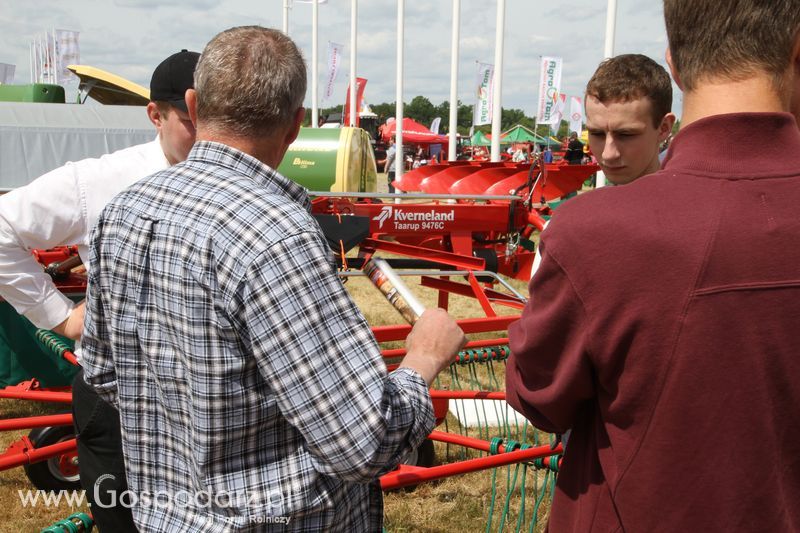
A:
[0, 389, 72, 403]
[61, 350, 78, 366]
[360, 238, 486, 271]
[372, 315, 519, 343]
[0, 437, 77, 471]
[429, 390, 506, 400]
[380, 438, 563, 490]
[419, 276, 525, 309]
[0, 413, 73, 432]
[381, 337, 509, 359]
[467, 272, 497, 317]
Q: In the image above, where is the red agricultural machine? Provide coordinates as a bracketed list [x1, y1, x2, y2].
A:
[1, 155, 597, 531]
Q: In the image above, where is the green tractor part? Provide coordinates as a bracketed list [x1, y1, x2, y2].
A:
[0, 84, 65, 104]
[278, 127, 377, 193]
[40, 512, 93, 533]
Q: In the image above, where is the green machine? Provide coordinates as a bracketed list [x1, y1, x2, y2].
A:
[279, 126, 377, 193]
[0, 83, 65, 104]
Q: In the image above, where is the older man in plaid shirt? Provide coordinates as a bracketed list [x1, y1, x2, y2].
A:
[81, 26, 465, 532]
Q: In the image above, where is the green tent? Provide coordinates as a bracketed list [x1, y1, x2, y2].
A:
[470, 130, 492, 146]
[500, 124, 560, 147]
[501, 124, 539, 144]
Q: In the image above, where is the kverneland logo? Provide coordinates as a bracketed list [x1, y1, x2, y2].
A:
[373, 206, 392, 228]
[372, 206, 455, 229]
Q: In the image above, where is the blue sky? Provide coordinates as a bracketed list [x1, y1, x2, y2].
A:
[0, 0, 680, 118]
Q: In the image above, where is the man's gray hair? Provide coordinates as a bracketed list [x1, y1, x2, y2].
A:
[194, 26, 307, 137]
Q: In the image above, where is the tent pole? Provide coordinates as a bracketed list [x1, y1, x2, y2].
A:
[596, 0, 617, 187]
[490, 0, 505, 162]
[311, 0, 319, 128]
[349, 0, 357, 127]
[395, 0, 405, 188]
[448, 0, 460, 161]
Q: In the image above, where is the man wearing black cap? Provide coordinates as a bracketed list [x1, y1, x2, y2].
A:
[0, 49, 199, 531]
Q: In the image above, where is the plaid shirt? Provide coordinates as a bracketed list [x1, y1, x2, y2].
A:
[82, 141, 434, 532]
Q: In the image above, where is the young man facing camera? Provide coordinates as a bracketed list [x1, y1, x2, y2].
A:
[585, 53, 675, 185]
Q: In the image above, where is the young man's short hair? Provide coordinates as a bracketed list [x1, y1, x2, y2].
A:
[664, 0, 800, 92]
[585, 54, 672, 128]
[154, 101, 176, 117]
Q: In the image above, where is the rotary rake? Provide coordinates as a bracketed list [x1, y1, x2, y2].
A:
[1, 156, 597, 532]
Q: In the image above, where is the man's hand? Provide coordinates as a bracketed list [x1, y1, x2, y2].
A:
[51, 301, 85, 341]
[399, 308, 467, 385]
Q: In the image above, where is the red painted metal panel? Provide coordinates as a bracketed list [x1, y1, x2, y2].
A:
[449, 166, 519, 196]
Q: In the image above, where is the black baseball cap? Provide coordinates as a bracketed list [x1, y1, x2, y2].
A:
[149, 49, 200, 112]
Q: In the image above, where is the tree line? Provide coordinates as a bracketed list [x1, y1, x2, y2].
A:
[313, 95, 576, 139]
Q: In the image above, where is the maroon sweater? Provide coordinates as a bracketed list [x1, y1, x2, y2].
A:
[506, 113, 800, 532]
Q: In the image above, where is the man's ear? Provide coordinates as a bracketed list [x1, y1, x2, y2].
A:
[185, 89, 198, 128]
[666, 48, 683, 91]
[284, 107, 305, 146]
[788, 30, 800, 125]
[146, 102, 163, 130]
[659, 112, 677, 141]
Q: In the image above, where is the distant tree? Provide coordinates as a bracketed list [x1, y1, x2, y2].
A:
[457, 102, 473, 133]
[501, 108, 526, 131]
[370, 101, 395, 126]
[405, 95, 436, 126]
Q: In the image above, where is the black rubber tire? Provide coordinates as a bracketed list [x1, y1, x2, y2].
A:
[406, 438, 436, 468]
[391, 439, 437, 492]
[23, 425, 82, 491]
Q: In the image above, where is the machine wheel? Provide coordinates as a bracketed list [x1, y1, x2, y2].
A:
[406, 438, 436, 468]
[394, 439, 437, 492]
[23, 425, 81, 491]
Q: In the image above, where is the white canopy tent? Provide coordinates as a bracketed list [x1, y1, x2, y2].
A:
[0, 102, 153, 190]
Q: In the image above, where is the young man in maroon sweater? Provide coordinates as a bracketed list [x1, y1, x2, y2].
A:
[585, 54, 675, 185]
[506, 1, 800, 531]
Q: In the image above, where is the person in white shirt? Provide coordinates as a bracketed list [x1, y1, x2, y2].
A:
[0, 49, 199, 531]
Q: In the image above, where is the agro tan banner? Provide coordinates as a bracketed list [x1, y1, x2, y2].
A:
[473, 62, 494, 126]
[569, 96, 583, 135]
[536, 56, 563, 124]
[323, 41, 343, 102]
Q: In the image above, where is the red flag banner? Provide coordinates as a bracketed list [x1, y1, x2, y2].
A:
[344, 77, 367, 127]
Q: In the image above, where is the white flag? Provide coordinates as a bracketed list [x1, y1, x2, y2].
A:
[473, 62, 494, 126]
[568, 96, 583, 135]
[430, 117, 441, 135]
[54, 29, 80, 81]
[0, 63, 15, 84]
[39, 35, 55, 83]
[323, 41, 343, 102]
[536, 56, 563, 124]
[549, 93, 566, 127]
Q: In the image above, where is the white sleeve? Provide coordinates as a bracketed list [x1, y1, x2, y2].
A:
[0, 164, 86, 329]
